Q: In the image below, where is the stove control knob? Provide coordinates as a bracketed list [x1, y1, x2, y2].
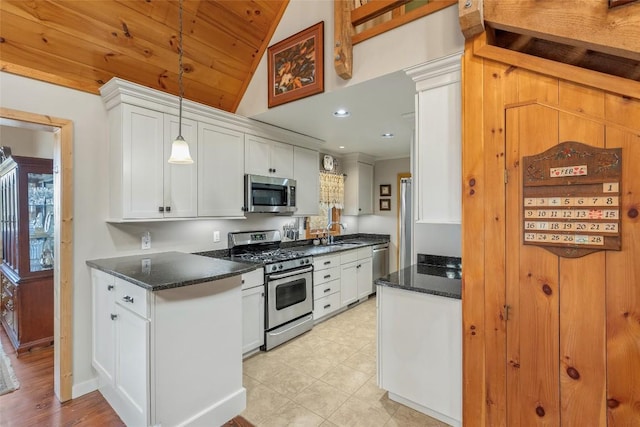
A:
[305, 259, 310, 264]
[300, 260, 305, 266]
[278, 264, 284, 270]
[271, 265, 277, 272]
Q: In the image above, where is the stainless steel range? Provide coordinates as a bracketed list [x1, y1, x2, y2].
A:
[228, 230, 313, 351]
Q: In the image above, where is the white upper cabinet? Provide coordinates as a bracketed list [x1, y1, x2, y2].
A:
[198, 123, 245, 217]
[343, 156, 374, 216]
[293, 146, 319, 216]
[245, 135, 294, 178]
[110, 104, 197, 220]
[406, 52, 462, 224]
[163, 114, 198, 218]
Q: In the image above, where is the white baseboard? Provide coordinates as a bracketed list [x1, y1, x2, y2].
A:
[180, 387, 247, 427]
[389, 392, 461, 427]
[72, 377, 99, 399]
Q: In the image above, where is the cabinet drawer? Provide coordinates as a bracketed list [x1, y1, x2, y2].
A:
[314, 279, 340, 301]
[313, 254, 341, 270]
[241, 268, 264, 290]
[357, 246, 372, 259]
[313, 292, 341, 320]
[313, 266, 340, 285]
[341, 249, 358, 264]
[115, 278, 149, 319]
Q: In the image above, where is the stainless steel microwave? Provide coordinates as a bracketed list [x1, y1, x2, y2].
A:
[244, 174, 297, 214]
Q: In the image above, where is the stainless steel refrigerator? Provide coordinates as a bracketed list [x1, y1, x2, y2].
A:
[399, 177, 412, 270]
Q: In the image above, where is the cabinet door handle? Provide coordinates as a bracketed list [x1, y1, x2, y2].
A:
[165, 206, 171, 212]
[273, 168, 276, 173]
[122, 295, 134, 303]
[323, 261, 331, 265]
[324, 304, 331, 309]
[324, 288, 331, 293]
[158, 206, 164, 212]
[324, 274, 331, 279]
[110, 314, 118, 320]
[107, 285, 114, 291]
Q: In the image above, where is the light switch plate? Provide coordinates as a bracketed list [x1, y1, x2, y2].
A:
[213, 231, 220, 242]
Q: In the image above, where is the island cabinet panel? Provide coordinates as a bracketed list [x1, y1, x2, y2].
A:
[90, 268, 245, 427]
[462, 40, 640, 426]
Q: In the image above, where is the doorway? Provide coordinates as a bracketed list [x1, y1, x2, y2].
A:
[0, 107, 73, 402]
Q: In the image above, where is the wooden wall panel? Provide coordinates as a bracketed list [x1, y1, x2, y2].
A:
[506, 104, 561, 425]
[605, 126, 640, 424]
[481, 60, 517, 426]
[461, 42, 488, 426]
[558, 110, 607, 427]
[559, 81, 605, 119]
[517, 69, 559, 105]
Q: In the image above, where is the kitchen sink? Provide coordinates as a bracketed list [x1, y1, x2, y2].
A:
[329, 241, 362, 247]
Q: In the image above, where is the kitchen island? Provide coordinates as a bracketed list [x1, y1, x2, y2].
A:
[376, 255, 462, 427]
[86, 251, 260, 427]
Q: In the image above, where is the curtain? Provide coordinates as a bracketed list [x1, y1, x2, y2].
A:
[309, 172, 344, 231]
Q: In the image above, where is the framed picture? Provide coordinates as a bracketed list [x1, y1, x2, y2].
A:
[267, 22, 324, 108]
[380, 184, 391, 197]
[379, 199, 391, 211]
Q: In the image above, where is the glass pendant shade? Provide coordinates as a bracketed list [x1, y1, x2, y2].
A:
[168, 135, 193, 164]
[167, 0, 193, 165]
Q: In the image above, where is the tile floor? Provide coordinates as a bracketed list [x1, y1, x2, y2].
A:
[241, 296, 451, 427]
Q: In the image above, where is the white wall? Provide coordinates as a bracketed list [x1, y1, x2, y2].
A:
[237, 1, 464, 117]
[0, 125, 54, 158]
[358, 157, 410, 273]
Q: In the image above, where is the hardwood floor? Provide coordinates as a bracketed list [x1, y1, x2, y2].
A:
[0, 328, 252, 426]
[0, 328, 124, 426]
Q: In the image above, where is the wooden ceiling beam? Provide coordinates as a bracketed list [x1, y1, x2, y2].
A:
[458, 0, 484, 38]
[334, 0, 353, 80]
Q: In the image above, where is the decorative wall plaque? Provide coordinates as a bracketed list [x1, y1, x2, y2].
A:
[522, 141, 622, 258]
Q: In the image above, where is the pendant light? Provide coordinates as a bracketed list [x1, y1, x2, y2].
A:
[168, 0, 194, 164]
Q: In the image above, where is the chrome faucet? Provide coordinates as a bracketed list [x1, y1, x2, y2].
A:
[325, 221, 346, 245]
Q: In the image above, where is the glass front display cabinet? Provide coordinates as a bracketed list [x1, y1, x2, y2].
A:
[0, 155, 54, 354]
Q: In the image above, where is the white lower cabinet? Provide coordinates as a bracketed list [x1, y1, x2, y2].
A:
[241, 269, 264, 356]
[91, 268, 245, 427]
[312, 254, 341, 321]
[377, 285, 462, 427]
[340, 247, 373, 306]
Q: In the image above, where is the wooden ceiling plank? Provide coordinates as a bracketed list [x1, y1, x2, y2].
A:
[115, 0, 172, 23]
[230, 0, 289, 112]
[0, 11, 244, 96]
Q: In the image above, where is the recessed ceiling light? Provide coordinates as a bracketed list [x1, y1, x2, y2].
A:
[333, 109, 350, 118]
[381, 133, 394, 138]
[339, 146, 345, 149]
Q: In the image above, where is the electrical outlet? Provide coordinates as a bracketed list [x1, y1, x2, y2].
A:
[213, 230, 220, 243]
[141, 258, 151, 274]
[141, 231, 151, 250]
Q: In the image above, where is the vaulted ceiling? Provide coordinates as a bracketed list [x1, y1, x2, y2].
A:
[0, 0, 288, 113]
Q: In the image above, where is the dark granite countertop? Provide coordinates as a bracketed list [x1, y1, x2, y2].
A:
[86, 251, 260, 291]
[282, 234, 390, 257]
[375, 254, 462, 300]
[196, 233, 390, 260]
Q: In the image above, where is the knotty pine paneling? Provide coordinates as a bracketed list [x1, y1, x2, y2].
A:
[558, 110, 607, 426]
[605, 126, 640, 424]
[462, 39, 640, 426]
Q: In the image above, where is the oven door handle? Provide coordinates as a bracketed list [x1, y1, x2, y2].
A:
[267, 266, 313, 280]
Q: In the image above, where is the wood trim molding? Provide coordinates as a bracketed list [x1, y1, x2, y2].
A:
[0, 107, 73, 402]
[472, 33, 640, 99]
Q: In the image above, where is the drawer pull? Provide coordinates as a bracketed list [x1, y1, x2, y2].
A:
[323, 261, 331, 265]
[110, 314, 118, 320]
[324, 288, 331, 293]
[122, 295, 134, 303]
[107, 285, 114, 291]
[324, 274, 331, 279]
[324, 304, 331, 309]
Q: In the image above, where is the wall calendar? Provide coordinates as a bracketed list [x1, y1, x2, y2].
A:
[522, 141, 622, 258]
